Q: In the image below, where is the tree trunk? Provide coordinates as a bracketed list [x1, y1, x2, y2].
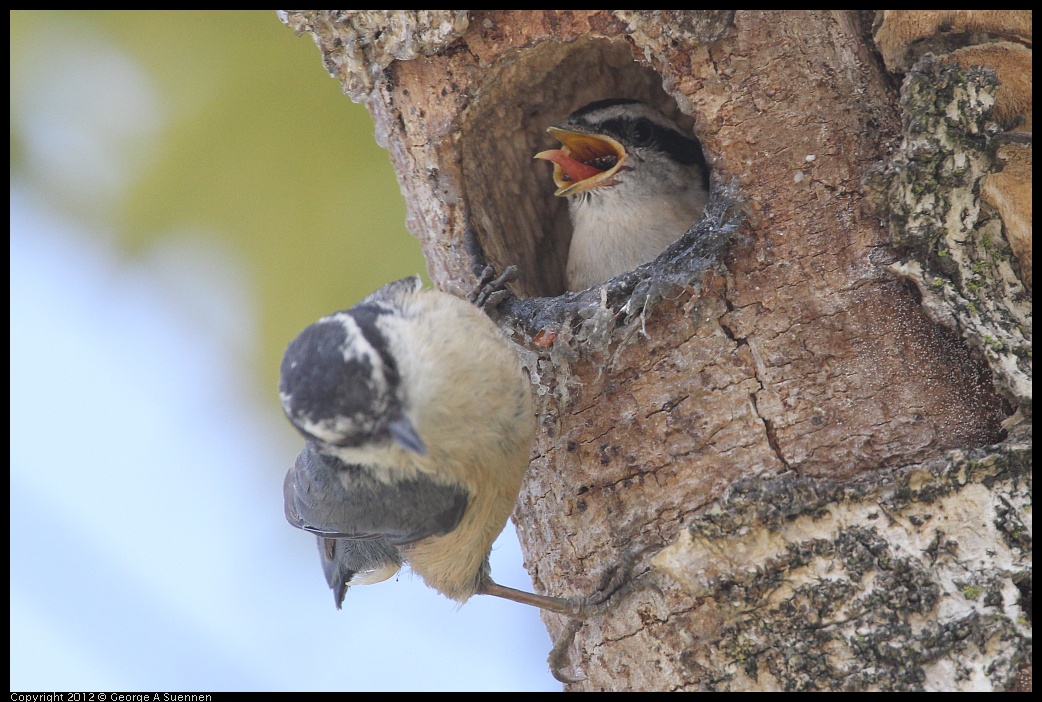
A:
[280, 10, 1031, 691]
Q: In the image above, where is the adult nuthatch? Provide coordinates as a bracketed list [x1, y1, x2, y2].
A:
[280, 276, 581, 614]
[536, 98, 710, 292]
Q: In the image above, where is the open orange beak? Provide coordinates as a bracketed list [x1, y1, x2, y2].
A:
[534, 127, 626, 197]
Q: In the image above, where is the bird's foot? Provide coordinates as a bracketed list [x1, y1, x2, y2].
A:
[468, 264, 519, 311]
[547, 549, 650, 684]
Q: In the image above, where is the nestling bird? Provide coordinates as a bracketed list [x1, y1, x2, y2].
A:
[535, 98, 710, 292]
[280, 276, 585, 614]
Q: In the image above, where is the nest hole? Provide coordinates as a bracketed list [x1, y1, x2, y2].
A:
[461, 38, 703, 299]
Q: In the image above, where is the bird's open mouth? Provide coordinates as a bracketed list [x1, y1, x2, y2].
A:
[534, 127, 626, 197]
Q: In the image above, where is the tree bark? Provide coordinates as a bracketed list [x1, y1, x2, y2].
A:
[280, 10, 1031, 691]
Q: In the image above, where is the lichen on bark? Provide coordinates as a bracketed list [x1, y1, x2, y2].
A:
[653, 438, 1031, 691]
[873, 57, 1031, 416]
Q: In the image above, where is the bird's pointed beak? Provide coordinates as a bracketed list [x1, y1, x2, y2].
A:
[534, 127, 626, 197]
[387, 415, 428, 455]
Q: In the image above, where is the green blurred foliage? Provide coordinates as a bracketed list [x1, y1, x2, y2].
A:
[10, 10, 428, 396]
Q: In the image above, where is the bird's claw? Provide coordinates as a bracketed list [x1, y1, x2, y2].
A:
[548, 619, 586, 684]
[469, 264, 520, 310]
[547, 549, 650, 684]
[582, 559, 632, 613]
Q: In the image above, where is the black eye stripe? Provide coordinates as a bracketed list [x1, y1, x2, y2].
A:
[592, 117, 705, 168]
[630, 118, 654, 145]
[658, 129, 707, 171]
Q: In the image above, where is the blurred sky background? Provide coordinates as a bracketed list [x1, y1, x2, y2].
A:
[10, 10, 558, 692]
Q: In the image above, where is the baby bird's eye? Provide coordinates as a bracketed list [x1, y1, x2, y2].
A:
[629, 118, 654, 147]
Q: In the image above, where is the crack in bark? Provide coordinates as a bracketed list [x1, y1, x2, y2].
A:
[645, 394, 691, 418]
[749, 391, 793, 472]
[721, 283, 794, 472]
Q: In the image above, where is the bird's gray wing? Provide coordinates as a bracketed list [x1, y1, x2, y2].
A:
[284, 441, 469, 546]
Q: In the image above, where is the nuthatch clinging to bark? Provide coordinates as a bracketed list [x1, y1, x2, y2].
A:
[280, 276, 586, 614]
[536, 98, 711, 292]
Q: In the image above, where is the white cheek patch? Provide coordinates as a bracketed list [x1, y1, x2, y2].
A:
[295, 416, 354, 446]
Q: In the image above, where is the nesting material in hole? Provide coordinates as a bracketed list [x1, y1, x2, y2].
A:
[460, 38, 702, 298]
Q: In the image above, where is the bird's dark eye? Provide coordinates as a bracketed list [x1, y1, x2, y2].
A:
[629, 118, 654, 146]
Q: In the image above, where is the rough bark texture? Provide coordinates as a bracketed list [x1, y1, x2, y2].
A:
[280, 10, 1031, 691]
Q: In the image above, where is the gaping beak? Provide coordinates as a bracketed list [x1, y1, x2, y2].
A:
[534, 127, 626, 197]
